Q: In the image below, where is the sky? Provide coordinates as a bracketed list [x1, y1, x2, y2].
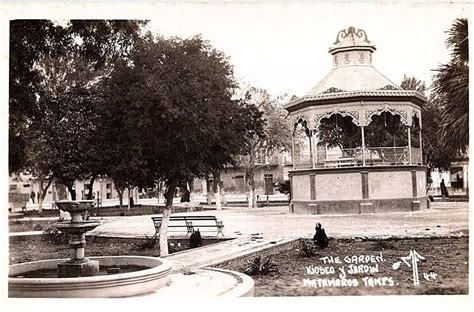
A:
[143, 2, 470, 97]
[1, 1, 470, 98]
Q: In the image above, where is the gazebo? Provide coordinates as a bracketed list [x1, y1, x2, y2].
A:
[284, 26, 428, 214]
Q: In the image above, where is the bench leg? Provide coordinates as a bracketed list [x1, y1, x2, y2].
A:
[217, 227, 224, 237]
[186, 227, 194, 236]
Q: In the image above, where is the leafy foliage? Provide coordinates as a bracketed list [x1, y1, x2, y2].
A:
[276, 180, 291, 200]
[295, 238, 316, 258]
[101, 35, 265, 255]
[401, 74, 426, 94]
[244, 255, 279, 276]
[237, 87, 292, 207]
[432, 18, 469, 155]
[42, 225, 69, 245]
[9, 19, 147, 182]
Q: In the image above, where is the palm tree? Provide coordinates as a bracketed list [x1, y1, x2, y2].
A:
[433, 18, 469, 155]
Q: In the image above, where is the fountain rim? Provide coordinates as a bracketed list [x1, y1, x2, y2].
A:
[9, 256, 172, 284]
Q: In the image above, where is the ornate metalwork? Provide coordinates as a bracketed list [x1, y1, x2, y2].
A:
[333, 26, 372, 45]
[314, 109, 361, 129]
[365, 107, 409, 126]
[321, 87, 346, 94]
[293, 116, 311, 136]
[378, 85, 400, 91]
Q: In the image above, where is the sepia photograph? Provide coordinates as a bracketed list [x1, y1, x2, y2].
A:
[3, 0, 472, 310]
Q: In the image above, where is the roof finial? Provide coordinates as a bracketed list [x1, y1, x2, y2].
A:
[333, 26, 371, 45]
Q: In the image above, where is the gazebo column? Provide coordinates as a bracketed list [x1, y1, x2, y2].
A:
[308, 130, 314, 169]
[291, 132, 296, 170]
[418, 129, 423, 165]
[311, 130, 317, 168]
[407, 126, 412, 164]
[361, 126, 366, 166]
[313, 131, 319, 168]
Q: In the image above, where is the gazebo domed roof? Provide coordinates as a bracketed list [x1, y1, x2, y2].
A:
[305, 26, 399, 96]
[305, 65, 399, 96]
[284, 26, 426, 130]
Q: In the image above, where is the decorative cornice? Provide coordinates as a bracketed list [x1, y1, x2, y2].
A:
[284, 90, 427, 110]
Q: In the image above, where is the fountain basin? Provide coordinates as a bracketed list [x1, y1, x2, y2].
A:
[54, 221, 102, 234]
[9, 256, 172, 298]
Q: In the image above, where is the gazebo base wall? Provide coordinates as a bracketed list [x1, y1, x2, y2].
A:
[289, 165, 428, 214]
[291, 197, 428, 215]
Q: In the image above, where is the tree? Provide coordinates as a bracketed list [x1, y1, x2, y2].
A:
[422, 95, 457, 171]
[9, 19, 147, 190]
[103, 35, 264, 256]
[400, 75, 457, 171]
[433, 18, 469, 155]
[237, 87, 292, 208]
[401, 74, 426, 93]
[99, 60, 155, 209]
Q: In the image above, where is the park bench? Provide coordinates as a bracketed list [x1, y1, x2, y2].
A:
[151, 215, 224, 240]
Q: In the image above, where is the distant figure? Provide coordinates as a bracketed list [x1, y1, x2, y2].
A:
[313, 222, 329, 249]
[180, 189, 190, 202]
[30, 191, 35, 204]
[440, 179, 449, 199]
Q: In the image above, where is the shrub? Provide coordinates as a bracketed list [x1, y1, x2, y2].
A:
[32, 223, 44, 231]
[42, 226, 69, 245]
[296, 238, 316, 257]
[244, 255, 278, 276]
[136, 234, 156, 250]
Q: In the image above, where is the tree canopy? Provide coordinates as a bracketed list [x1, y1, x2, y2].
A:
[432, 18, 469, 155]
[101, 35, 265, 254]
[9, 20, 147, 175]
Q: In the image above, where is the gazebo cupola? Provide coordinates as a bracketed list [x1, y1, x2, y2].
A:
[284, 26, 428, 215]
[330, 26, 376, 67]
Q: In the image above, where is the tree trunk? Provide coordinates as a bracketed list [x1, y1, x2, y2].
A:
[205, 175, 212, 206]
[159, 179, 178, 257]
[86, 176, 96, 200]
[247, 168, 256, 208]
[67, 184, 76, 200]
[127, 187, 131, 211]
[38, 176, 44, 215]
[213, 170, 222, 210]
[117, 189, 124, 208]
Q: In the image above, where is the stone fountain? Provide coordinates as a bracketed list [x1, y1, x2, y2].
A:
[9, 200, 172, 298]
[54, 200, 101, 277]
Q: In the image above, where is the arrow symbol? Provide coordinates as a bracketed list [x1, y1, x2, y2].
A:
[401, 250, 425, 286]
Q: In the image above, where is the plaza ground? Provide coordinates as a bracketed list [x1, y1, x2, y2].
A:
[9, 201, 469, 297]
[82, 201, 469, 271]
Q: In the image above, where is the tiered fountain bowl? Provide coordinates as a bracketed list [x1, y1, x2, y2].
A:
[9, 200, 172, 298]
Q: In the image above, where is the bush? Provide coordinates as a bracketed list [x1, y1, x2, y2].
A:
[42, 226, 69, 245]
[32, 223, 44, 231]
[136, 234, 156, 250]
[295, 238, 316, 257]
[244, 255, 278, 276]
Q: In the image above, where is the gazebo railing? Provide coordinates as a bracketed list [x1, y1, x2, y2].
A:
[293, 146, 422, 169]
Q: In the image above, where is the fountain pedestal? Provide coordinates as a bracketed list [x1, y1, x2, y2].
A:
[55, 200, 101, 278]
